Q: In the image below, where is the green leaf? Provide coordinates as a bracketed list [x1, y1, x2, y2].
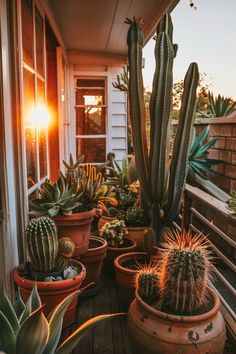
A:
[30, 284, 42, 312]
[0, 286, 19, 335]
[0, 310, 16, 354]
[48, 206, 60, 217]
[13, 289, 26, 319]
[55, 313, 126, 354]
[16, 306, 49, 354]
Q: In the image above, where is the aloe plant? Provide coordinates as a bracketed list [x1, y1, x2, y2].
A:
[0, 284, 125, 354]
[198, 92, 236, 117]
[126, 13, 199, 248]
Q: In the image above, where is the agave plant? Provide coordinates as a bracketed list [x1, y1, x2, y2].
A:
[188, 125, 223, 179]
[198, 92, 236, 117]
[0, 284, 125, 354]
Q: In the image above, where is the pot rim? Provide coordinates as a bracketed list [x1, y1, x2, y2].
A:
[114, 252, 149, 274]
[107, 237, 136, 252]
[135, 286, 220, 323]
[53, 208, 95, 220]
[14, 260, 86, 290]
[127, 226, 148, 231]
[82, 236, 108, 253]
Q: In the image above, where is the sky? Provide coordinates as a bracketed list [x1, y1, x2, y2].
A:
[142, 0, 236, 100]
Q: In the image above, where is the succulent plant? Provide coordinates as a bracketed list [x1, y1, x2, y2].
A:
[158, 229, 212, 314]
[26, 217, 58, 273]
[136, 265, 159, 301]
[56, 237, 75, 270]
[100, 219, 128, 248]
[0, 284, 125, 354]
[125, 207, 145, 227]
[125, 13, 199, 248]
[197, 92, 236, 117]
[226, 190, 236, 213]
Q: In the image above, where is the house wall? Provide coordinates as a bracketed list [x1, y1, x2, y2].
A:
[194, 117, 236, 192]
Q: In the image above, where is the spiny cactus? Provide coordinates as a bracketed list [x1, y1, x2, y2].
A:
[56, 237, 75, 270]
[136, 265, 159, 301]
[158, 229, 212, 314]
[125, 13, 199, 248]
[100, 219, 128, 248]
[26, 217, 58, 273]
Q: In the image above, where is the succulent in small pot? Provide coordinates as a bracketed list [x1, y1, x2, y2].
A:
[100, 219, 128, 248]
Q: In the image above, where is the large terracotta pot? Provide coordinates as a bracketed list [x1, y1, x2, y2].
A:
[14, 260, 86, 327]
[127, 226, 148, 251]
[114, 252, 149, 307]
[80, 236, 107, 287]
[53, 209, 95, 256]
[128, 287, 226, 354]
[103, 237, 137, 276]
[97, 214, 115, 232]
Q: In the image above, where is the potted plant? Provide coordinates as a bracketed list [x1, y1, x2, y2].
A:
[29, 155, 116, 256]
[128, 229, 226, 353]
[0, 283, 125, 354]
[100, 219, 136, 275]
[14, 217, 86, 326]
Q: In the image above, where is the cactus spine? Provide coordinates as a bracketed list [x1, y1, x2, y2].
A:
[136, 266, 159, 301]
[26, 217, 58, 272]
[158, 229, 212, 314]
[126, 13, 199, 247]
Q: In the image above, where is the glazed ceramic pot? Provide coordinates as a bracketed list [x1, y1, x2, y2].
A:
[114, 252, 149, 308]
[103, 237, 137, 276]
[128, 287, 226, 354]
[80, 236, 107, 287]
[127, 226, 148, 251]
[14, 260, 86, 327]
[53, 209, 95, 256]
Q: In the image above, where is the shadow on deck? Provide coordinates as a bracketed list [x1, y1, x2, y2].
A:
[61, 276, 236, 354]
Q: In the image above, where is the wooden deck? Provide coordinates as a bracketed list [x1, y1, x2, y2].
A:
[62, 276, 236, 354]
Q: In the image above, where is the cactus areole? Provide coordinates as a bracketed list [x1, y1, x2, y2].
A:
[126, 14, 199, 247]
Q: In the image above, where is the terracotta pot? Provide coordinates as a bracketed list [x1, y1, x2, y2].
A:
[14, 260, 86, 327]
[103, 237, 137, 276]
[97, 214, 115, 232]
[114, 252, 149, 308]
[128, 287, 226, 354]
[53, 209, 95, 256]
[127, 226, 148, 251]
[80, 236, 107, 287]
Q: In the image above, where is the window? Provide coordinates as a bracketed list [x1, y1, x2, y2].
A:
[21, 0, 49, 199]
[75, 78, 107, 163]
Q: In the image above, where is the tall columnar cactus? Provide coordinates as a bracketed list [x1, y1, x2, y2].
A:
[26, 217, 58, 272]
[158, 229, 212, 314]
[136, 266, 159, 301]
[125, 13, 199, 247]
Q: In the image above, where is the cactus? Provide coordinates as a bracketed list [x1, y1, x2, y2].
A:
[100, 219, 128, 248]
[26, 217, 58, 273]
[136, 266, 159, 301]
[56, 237, 75, 270]
[125, 13, 199, 248]
[158, 229, 212, 314]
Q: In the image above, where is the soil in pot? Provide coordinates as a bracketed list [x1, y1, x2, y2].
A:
[14, 260, 86, 327]
[128, 287, 226, 354]
[103, 238, 137, 276]
[79, 236, 107, 294]
[114, 252, 149, 308]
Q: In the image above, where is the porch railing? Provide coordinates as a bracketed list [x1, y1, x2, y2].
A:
[179, 184, 236, 341]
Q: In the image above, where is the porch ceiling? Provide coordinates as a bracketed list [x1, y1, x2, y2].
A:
[49, 0, 179, 58]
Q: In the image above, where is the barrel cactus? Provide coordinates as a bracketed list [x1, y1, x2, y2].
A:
[26, 217, 58, 273]
[125, 13, 199, 249]
[56, 237, 75, 270]
[158, 229, 212, 314]
[136, 266, 159, 301]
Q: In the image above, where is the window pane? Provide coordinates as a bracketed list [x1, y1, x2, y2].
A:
[76, 106, 106, 135]
[76, 79, 105, 88]
[35, 7, 44, 76]
[23, 68, 35, 124]
[25, 127, 37, 189]
[21, 0, 34, 66]
[77, 138, 106, 163]
[38, 128, 47, 179]
[37, 78, 45, 105]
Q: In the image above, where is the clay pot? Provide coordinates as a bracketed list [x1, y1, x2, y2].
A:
[53, 209, 95, 256]
[127, 226, 148, 251]
[128, 287, 226, 354]
[80, 236, 107, 287]
[114, 252, 149, 308]
[14, 260, 86, 327]
[103, 237, 137, 276]
[97, 214, 115, 232]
